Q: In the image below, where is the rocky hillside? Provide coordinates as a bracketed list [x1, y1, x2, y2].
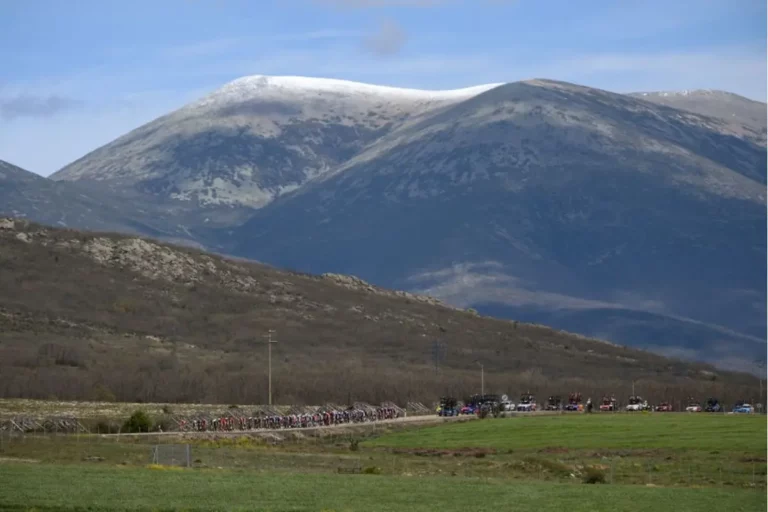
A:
[0, 219, 758, 405]
[629, 89, 766, 144]
[0, 159, 212, 248]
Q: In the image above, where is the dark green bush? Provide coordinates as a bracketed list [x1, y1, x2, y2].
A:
[582, 466, 606, 484]
[122, 410, 153, 433]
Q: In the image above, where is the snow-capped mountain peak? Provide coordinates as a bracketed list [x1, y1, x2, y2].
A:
[190, 75, 505, 109]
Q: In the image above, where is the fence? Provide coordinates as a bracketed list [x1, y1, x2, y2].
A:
[151, 444, 191, 467]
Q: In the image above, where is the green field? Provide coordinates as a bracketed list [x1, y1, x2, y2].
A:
[0, 462, 765, 512]
[365, 413, 767, 452]
[1, 413, 765, 511]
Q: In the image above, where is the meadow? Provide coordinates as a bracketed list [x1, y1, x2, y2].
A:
[0, 412, 765, 511]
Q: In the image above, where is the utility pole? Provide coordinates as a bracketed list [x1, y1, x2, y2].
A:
[756, 359, 766, 414]
[263, 330, 278, 406]
[476, 362, 484, 396]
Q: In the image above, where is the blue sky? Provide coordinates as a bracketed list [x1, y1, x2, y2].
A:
[1, 0, 765, 176]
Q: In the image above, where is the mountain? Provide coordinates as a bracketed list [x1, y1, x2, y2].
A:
[39, 76, 766, 369]
[628, 90, 766, 143]
[1, 218, 759, 405]
[51, 76, 500, 211]
[0, 159, 207, 248]
[227, 79, 766, 369]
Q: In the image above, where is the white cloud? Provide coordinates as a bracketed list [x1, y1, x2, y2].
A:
[363, 18, 408, 56]
[0, 95, 83, 120]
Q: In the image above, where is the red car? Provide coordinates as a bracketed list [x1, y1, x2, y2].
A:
[656, 402, 673, 412]
[599, 396, 617, 411]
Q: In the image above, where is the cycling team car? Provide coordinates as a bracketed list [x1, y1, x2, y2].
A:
[516, 393, 536, 412]
[437, 397, 460, 416]
[545, 395, 562, 411]
[704, 397, 722, 413]
[625, 395, 650, 412]
[599, 396, 617, 412]
[500, 394, 516, 412]
[732, 401, 754, 414]
[685, 397, 703, 412]
[564, 392, 583, 411]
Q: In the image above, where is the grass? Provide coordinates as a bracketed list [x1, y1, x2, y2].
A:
[1, 413, 765, 510]
[365, 413, 767, 452]
[0, 462, 765, 512]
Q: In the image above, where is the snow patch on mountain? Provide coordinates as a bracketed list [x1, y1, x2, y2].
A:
[188, 75, 504, 111]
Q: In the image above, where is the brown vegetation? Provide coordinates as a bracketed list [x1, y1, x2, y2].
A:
[0, 218, 760, 406]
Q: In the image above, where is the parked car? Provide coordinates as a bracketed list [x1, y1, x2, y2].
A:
[656, 402, 673, 412]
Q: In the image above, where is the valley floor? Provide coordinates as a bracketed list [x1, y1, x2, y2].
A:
[0, 411, 765, 511]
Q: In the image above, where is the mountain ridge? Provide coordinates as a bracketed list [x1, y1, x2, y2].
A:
[7, 75, 766, 371]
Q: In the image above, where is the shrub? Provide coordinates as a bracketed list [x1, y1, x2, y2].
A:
[363, 466, 381, 475]
[349, 439, 359, 451]
[122, 410, 153, 433]
[582, 466, 606, 484]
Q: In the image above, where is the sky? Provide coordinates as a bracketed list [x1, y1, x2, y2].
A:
[1, 0, 765, 176]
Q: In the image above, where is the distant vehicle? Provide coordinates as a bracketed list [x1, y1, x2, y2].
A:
[599, 396, 617, 412]
[464, 394, 501, 416]
[656, 402, 673, 412]
[685, 398, 702, 412]
[564, 392, 583, 412]
[545, 395, 562, 411]
[500, 394, 516, 411]
[626, 396, 650, 412]
[517, 393, 536, 412]
[704, 398, 722, 413]
[438, 397, 459, 416]
[732, 401, 754, 414]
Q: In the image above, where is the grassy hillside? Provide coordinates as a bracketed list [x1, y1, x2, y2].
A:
[0, 218, 761, 405]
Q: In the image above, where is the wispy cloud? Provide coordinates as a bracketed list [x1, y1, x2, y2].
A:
[363, 18, 408, 56]
[0, 95, 83, 120]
